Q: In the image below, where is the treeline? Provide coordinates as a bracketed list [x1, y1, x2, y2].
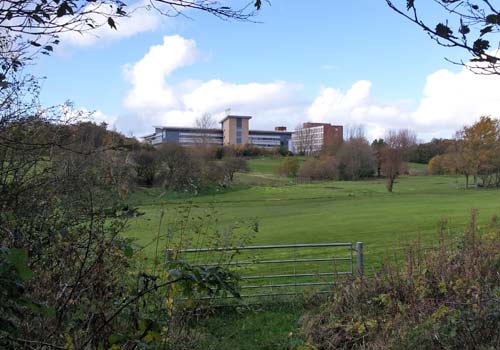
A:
[280, 129, 417, 192]
[8, 120, 254, 194]
[428, 116, 500, 188]
[133, 143, 248, 193]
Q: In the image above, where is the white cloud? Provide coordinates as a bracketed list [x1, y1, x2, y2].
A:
[307, 66, 500, 141]
[60, 1, 162, 48]
[307, 81, 414, 140]
[116, 34, 500, 141]
[120, 35, 304, 135]
[123, 35, 198, 113]
[59, 105, 117, 127]
[412, 68, 500, 134]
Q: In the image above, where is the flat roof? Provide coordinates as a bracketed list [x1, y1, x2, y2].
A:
[153, 126, 222, 132]
[219, 115, 252, 123]
[249, 129, 292, 135]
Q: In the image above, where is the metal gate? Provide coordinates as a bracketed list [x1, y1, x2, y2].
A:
[168, 242, 364, 300]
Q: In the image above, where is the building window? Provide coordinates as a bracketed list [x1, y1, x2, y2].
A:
[236, 120, 243, 144]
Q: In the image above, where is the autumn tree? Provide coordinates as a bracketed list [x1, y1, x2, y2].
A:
[386, 0, 500, 74]
[457, 116, 499, 188]
[382, 129, 417, 192]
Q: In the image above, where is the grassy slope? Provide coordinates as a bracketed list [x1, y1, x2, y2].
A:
[123, 158, 500, 350]
[124, 176, 500, 270]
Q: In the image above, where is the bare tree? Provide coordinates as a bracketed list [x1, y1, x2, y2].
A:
[386, 0, 500, 75]
[293, 123, 316, 155]
[194, 112, 217, 146]
[345, 124, 366, 140]
[382, 129, 417, 192]
[337, 137, 375, 180]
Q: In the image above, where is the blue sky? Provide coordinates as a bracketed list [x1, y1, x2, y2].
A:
[32, 1, 500, 140]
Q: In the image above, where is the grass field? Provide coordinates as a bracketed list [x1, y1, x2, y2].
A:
[124, 176, 500, 270]
[123, 158, 500, 349]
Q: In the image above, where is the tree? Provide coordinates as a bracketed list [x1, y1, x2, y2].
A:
[278, 156, 300, 177]
[386, 0, 500, 74]
[194, 112, 218, 146]
[299, 156, 338, 180]
[221, 157, 248, 182]
[337, 137, 375, 180]
[457, 116, 499, 188]
[371, 138, 386, 177]
[382, 129, 417, 192]
[132, 147, 159, 186]
[0, 1, 263, 347]
[408, 138, 453, 164]
[293, 123, 316, 155]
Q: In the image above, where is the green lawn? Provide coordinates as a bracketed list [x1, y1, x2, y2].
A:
[124, 174, 499, 270]
[123, 159, 500, 350]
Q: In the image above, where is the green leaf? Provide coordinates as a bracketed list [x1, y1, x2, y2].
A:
[123, 245, 133, 258]
[7, 248, 32, 281]
[108, 334, 124, 344]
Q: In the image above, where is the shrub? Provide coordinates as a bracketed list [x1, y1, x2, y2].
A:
[299, 156, 338, 180]
[300, 212, 500, 350]
[278, 156, 300, 177]
[428, 153, 457, 175]
[337, 138, 375, 180]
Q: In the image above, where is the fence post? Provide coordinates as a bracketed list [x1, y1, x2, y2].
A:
[166, 249, 174, 263]
[356, 242, 364, 276]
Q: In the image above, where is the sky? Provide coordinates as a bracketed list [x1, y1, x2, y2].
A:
[31, 0, 500, 141]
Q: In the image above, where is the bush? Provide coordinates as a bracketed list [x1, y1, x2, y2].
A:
[299, 156, 338, 180]
[428, 154, 457, 175]
[300, 212, 500, 350]
[337, 138, 375, 180]
[278, 156, 300, 177]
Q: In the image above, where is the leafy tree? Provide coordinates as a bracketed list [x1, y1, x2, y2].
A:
[408, 138, 453, 164]
[279, 155, 300, 177]
[387, 0, 500, 74]
[456, 116, 499, 188]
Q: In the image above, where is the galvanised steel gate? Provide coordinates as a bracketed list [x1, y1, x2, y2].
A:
[168, 242, 364, 300]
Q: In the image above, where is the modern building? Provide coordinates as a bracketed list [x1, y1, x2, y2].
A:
[144, 115, 293, 150]
[291, 122, 343, 154]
